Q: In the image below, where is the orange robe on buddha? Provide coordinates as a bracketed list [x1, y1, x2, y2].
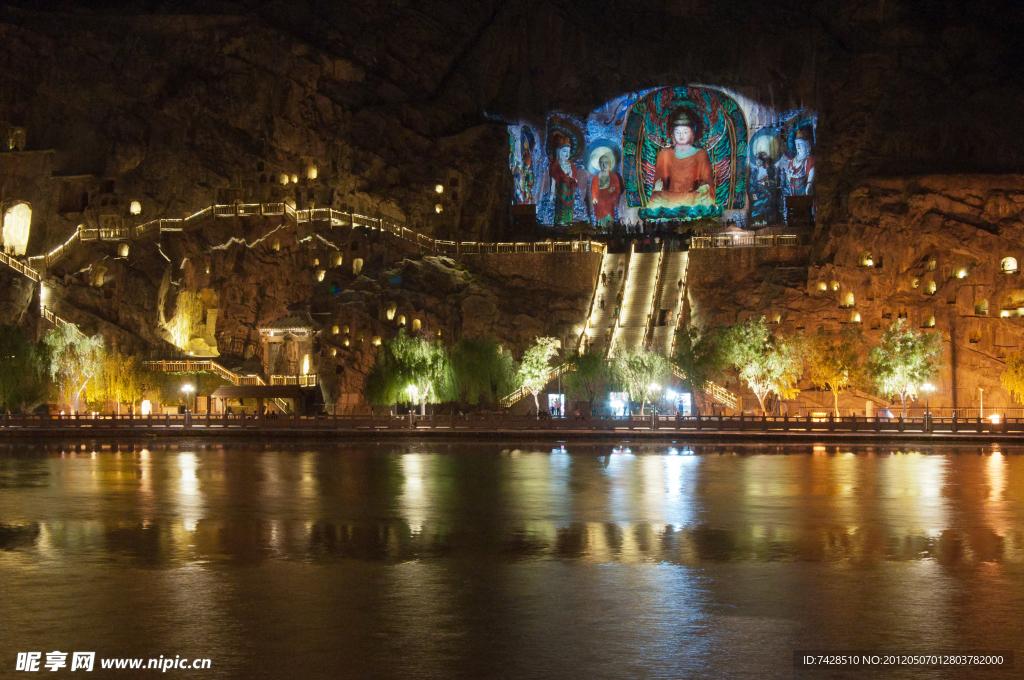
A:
[649, 148, 715, 208]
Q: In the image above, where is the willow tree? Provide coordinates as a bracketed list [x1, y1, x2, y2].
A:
[671, 324, 726, 415]
[98, 352, 146, 414]
[0, 324, 50, 413]
[44, 325, 105, 412]
[721, 316, 804, 414]
[1001, 347, 1024, 404]
[806, 326, 863, 416]
[450, 337, 517, 406]
[563, 350, 609, 405]
[364, 330, 453, 414]
[518, 336, 559, 412]
[867, 318, 943, 415]
[611, 345, 670, 415]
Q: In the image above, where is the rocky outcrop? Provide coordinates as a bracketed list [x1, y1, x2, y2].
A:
[687, 175, 1024, 411]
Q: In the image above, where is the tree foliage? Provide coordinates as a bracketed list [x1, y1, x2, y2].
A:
[1001, 347, 1024, 405]
[0, 324, 50, 413]
[364, 330, 453, 413]
[450, 337, 517, 406]
[95, 352, 148, 413]
[806, 326, 864, 415]
[866, 318, 943, 415]
[611, 345, 670, 414]
[721, 317, 804, 413]
[518, 336, 560, 411]
[44, 325, 105, 412]
[670, 324, 726, 415]
[563, 350, 609, 404]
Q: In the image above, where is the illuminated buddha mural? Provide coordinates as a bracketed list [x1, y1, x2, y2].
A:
[508, 85, 816, 231]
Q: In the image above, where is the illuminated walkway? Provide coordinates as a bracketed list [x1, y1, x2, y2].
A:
[582, 252, 627, 356]
[610, 245, 661, 355]
[649, 251, 688, 356]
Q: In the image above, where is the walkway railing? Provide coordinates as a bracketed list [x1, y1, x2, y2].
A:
[499, 362, 574, 409]
[670, 365, 739, 410]
[3, 411, 1023, 436]
[27, 203, 605, 271]
[690, 234, 799, 249]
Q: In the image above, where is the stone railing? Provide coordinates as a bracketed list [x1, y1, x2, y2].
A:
[3, 411, 1022, 437]
[0, 250, 40, 282]
[690, 234, 799, 249]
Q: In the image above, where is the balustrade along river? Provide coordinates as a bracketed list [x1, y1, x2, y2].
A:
[1, 439, 1021, 678]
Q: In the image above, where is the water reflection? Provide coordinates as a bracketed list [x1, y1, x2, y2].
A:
[1, 442, 1022, 567]
[3, 441, 1024, 679]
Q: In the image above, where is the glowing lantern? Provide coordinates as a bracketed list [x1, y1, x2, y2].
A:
[129, 201, 142, 215]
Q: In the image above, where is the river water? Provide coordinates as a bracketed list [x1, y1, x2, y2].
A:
[1, 440, 1022, 679]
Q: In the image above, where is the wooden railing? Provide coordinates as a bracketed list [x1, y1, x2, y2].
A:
[690, 233, 799, 249]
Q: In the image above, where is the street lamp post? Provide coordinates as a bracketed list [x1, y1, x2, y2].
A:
[979, 387, 984, 421]
[181, 384, 195, 423]
[922, 383, 935, 433]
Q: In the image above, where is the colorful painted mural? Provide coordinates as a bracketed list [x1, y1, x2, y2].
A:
[508, 86, 816, 231]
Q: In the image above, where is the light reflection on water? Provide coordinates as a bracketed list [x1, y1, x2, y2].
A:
[1, 441, 1023, 678]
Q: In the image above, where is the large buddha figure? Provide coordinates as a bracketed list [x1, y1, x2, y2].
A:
[647, 109, 716, 210]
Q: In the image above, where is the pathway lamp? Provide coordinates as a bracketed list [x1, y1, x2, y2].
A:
[181, 384, 195, 415]
[921, 383, 935, 432]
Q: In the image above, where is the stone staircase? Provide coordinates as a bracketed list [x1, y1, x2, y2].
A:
[582, 251, 628, 355]
[649, 251, 688, 356]
[610, 245, 661, 356]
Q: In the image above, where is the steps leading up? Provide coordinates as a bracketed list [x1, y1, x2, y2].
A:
[610, 249, 661, 355]
[649, 251, 688, 356]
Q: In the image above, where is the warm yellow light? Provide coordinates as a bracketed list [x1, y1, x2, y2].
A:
[118, 244, 129, 257]
[373, 336, 381, 346]
[817, 282, 827, 291]
[129, 201, 142, 215]
[279, 174, 289, 185]
[852, 312, 861, 323]
[317, 269, 326, 281]
[990, 414, 1001, 424]
[957, 269, 968, 278]
[141, 400, 152, 415]
[386, 303, 397, 320]
[308, 165, 318, 180]
[343, 338, 350, 347]
[1001, 310, 1010, 318]
[291, 174, 299, 184]
[302, 354, 310, 374]
[435, 184, 444, 194]
[435, 204, 443, 213]
[330, 348, 337, 357]
[332, 325, 339, 335]
[398, 315, 406, 326]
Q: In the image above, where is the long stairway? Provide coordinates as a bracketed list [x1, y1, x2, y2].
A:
[649, 251, 689, 356]
[610, 247, 661, 355]
[582, 252, 628, 355]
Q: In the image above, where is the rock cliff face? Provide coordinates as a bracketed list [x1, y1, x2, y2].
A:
[687, 175, 1024, 411]
[37, 211, 598, 406]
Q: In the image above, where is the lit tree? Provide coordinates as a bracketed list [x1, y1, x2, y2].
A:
[721, 316, 804, 414]
[518, 336, 560, 412]
[611, 345, 671, 415]
[364, 330, 453, 414]
[867, 318, 943, 416]
[670, 324, 726, 415]
[806, 326, 863, 416]
[0, 324, 50, 414]
[1001, 347, 1024, 404]
[563, 350, 609, 405]
[450, 337, 517, 406]
[44, 324, 105, 412]
[97, 352, 146, 414]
